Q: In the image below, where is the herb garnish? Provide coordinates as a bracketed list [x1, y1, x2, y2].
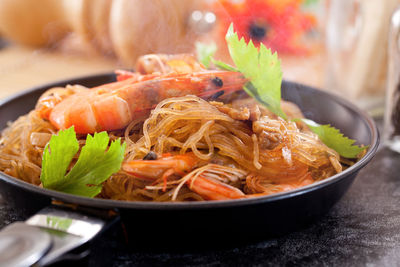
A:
[200, 23, 366, 158]
[225, 24, 286, 119]
[301, 119, 366, 158]
[196, 42, 217, 69]
[40, 127, 126, 197]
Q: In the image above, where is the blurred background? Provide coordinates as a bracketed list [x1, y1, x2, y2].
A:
[0, 0, 398, 116]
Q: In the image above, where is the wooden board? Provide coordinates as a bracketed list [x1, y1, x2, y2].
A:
[0, 44, 118, 99]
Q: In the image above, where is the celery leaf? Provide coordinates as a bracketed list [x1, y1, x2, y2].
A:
[40, 128, 126, 197]
[302, 119, 366, 158]
[225, 24, 286, 119]
[196, 42, 217, 68]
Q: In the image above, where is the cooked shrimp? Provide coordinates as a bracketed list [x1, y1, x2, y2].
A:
[39, 70, 247, 133]
[122, 152, 200, 191]
[245, 172, 314, 196]
[36, 85, 87, 120]
[122, 152, 247, 201]
[36, 73, 158, 120]
[116, 54, 205, 82]
[136, 54, 205, 75]
[180, 164, 246, 200]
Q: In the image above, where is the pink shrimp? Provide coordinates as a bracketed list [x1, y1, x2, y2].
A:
[135, 54, 205, 75]
[116, 54, 205, 81]
[38, 70, 247, 134]
[36, 71, 159, 120]
[245, 172, 314, 196]
[122, 152, 246, 201]
[122, 152, 316, 200]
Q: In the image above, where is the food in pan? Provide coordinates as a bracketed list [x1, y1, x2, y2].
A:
[0, 25, 366, 201]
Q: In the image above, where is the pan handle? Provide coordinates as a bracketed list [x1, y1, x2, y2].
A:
[0, 205, 118, 266]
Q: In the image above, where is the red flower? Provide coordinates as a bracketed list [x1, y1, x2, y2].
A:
[214, 0, 317, 55]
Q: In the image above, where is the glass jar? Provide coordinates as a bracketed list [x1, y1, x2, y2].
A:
[384, 6, 400, 152]
[325, 0, 399, 111]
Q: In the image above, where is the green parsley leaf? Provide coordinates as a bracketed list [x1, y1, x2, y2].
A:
[41, 127, 79, 189]
[225, 24, 286, 119]
[196, 42, 217, 68]
[40, 127, 126, 197]
[302, 119, 366, 158]
[211, 59, 262, 100]
[215, 23, 365, 158]
[211, 58, 238, 72]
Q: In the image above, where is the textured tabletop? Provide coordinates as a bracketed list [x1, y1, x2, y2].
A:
[0, 147, 399, 266]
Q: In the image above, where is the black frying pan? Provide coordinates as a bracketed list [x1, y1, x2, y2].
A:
[0, 74, 379, 266]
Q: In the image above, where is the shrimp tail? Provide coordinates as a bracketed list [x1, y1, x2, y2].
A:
[188, 175, 245, 200]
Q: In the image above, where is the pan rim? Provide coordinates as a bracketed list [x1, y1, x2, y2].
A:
[0, 73, 379, 210]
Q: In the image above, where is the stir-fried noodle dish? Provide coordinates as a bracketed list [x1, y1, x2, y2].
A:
[0, 50, 365, 202]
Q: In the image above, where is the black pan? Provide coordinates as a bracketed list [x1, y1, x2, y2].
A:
[0, 74, 379, 264]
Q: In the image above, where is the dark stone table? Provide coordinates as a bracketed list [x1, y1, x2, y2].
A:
[1, 147, 399, 266]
